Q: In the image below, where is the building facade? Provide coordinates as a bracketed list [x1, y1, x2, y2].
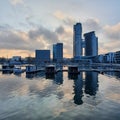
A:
[53, 43, 63, 62]
[84, 31, 98, 57]
[35, 50, 50, 64]
[104, 52, 115, 63]
[115, 51, 120, 63]
[73, 23, 82, 59]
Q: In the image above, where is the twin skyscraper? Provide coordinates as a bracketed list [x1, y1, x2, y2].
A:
[73, 23, 98, 59]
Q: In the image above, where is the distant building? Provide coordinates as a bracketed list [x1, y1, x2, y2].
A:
[115, 51, 120, 63]
[84, 31, 98, 57]
[11, 56, 21, 61]
[104, 52, 115, 63]
[53, 43, 63, 62]
[73, 23, 82, 59]
[93, 54, 104, 63]
[10, 56, 22, 65]
[35, 50, 50, 64]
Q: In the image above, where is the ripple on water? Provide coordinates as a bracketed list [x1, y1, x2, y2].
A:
[0, 72, 119, 120]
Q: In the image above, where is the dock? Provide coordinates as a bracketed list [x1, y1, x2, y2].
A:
[26, 65, 45, 74]
[1, 63, 120, 75]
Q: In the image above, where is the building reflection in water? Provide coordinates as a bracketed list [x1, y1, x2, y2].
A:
[85, 72, 98, 96]
[2, 71, 13, 74]
[46, 72, 63, 85]
[45, 73, 55, 80]
[68, 73, 78, 80]
[104, 71, 120, 80]
[54, 72, 63, 85]
[69, 73, 83, 105]
[26, 71, 99, 105]
[26, 73, 35, 79]
[73, 73, 83, 105]
[26, 72, 45, 79]
[115, 72, 120, 79]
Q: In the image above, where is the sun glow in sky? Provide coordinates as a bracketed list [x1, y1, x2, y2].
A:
[0, 0, 120, 58]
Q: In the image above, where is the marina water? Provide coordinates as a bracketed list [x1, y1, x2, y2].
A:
[0, 66, 120, 120]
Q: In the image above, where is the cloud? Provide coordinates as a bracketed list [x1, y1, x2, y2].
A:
[28, 26, 60, 44]
[55, 25, 73, 57]
[0, 24, 13, 30]
[99, 43, 120, 55]
[97, 22, 120, 54]
[54, 11, 66, 20]
[97, 23, 120, 53]
[10, 0, 24, 5]
[28, 25, 73, 57]
[0, 49, 34, 58]
[83, 18, 102, 32]
[0, 30, 28, 50]
[53, 11, 76, 26]
[0, 29, 45, 57]
[0, 27, 46, 51]
[0, 24, 62, 57]
[63, 17, 76, 26]
[55, 26, 65, 35]
[104, 23, 120, 40]
[0, 23, 74, 58]
[3, 15, 120, 58]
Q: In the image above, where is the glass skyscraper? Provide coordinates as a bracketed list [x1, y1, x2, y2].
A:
[53, 43, 63, 62]
[73, 23, 82, 59]
[84, 31, 98, 56]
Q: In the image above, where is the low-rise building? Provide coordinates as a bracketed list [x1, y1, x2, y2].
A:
[104, 52, 115, 63]
[35, 50, 50, 64]
[10, 56, 22, 65]
[53, 43, 63, 62]
[115, 51, 120, 63]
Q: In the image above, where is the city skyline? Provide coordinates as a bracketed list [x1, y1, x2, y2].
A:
[0, 0, 120, 58]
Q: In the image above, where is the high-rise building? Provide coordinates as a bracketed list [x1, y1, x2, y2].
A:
[84, 31, 98, 56]
[53, 43, 63, 62]
[73, 23, 82, 58]
[35, 50, 50, 64]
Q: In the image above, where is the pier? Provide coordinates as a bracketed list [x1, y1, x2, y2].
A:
[1, 63, 120, 75]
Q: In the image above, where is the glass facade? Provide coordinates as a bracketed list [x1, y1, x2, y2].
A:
[84, 31, 98, 56]
[73, 23, 82, 58]
[35, 50, 50, 64]
[53, 43, 63, 62]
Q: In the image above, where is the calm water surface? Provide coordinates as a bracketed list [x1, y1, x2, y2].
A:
[0, 69, 120, 120]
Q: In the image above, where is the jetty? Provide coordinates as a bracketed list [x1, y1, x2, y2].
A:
[1, 63, 120, 75]
[26, 65, 45, 74]
[25, 63, 120, 74]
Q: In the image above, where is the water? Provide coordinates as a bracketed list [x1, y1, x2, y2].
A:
[0, 70, 120, 120]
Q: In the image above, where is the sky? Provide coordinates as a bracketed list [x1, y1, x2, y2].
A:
[0, 0, 120, 58]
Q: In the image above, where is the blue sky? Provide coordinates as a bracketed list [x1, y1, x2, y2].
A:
[0, 0, 120, 58]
